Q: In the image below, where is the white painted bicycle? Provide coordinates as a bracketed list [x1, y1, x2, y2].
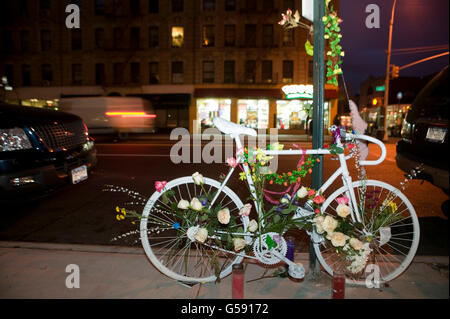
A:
[140, 117, 420, 285]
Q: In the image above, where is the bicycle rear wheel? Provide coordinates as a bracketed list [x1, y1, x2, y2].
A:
[140, 176, 248, 283]
[314, 180, 420, 284]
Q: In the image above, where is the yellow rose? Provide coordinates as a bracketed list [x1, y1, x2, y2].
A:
[233, 238, 246, 252]
[217, 208, 230, 225]
[327, 232, 348, 247]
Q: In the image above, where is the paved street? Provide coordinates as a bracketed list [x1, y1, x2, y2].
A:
[0, 136, 448, 256]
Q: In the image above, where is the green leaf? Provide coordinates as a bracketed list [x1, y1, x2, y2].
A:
[305, 40, 314, 56]
[265, 235, 277, 250]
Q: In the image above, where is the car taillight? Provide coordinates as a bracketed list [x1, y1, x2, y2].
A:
[401, 118, 413, 143]
[105, 112, 156, 118]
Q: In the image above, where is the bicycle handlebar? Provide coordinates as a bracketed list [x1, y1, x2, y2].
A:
[343, 132, 387, 166]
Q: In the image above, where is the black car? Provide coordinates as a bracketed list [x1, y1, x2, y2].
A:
[0, 103, 97, 200]
[396, 66, 449, 193]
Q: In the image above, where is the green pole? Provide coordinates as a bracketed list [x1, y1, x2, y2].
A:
[309, 0, 325, 278]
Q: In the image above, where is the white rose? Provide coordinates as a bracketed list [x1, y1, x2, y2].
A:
[192, 172, 204, 185]
[248, 219, 258, 232]
[190, 197, 203, 211]
[349, 237, 363, 250]
[327, 232, 348, 247]
[280, 194, 291, 204]
[322, 215, 338, 233]
[313, 215, 325, 234]
[217, 208, 230, 225]
[296, 186, 308, 199]
[194, 228, 208, 243]
[177, 199, 190, 210]
[336, 203, 351, 218]
[233, 238, 246, 252]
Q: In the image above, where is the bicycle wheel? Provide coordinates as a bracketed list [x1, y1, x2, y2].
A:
[313, 180, 420, 284]
[140, 176, 249, 283]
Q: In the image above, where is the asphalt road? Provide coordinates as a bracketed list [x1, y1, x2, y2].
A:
[0, 136, 448, 256]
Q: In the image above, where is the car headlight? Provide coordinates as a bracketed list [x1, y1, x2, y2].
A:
[400, 118, 414, 142]
[0, 128, 33, 152]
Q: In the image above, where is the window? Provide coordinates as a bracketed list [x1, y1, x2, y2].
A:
[224, 25, 235, 47]
[22, 64, 31, 86]
[224, 60, 235, 83]
[41, 30, 51, 51]
[149, 0, 158, 13]
[202, 61, 214, 83]
[71, 29, 82, 50]
[20, 30, 30, 52]
[171, 0, 183, 12]
[282, 60, 293, 83]
[171, 26, 184, 48]
[1, 30, 13, 53]
[149, 62, 159, 84]
[113, 27, 124, 49]
[130, 27, 140, 49]
[95, 0, 104, 15]
[130, 62, 140, 83]
[225, 0, 235, 11]
[41, 64, 52, 85]
[19, 0, 29, 17]
[171, 61, 183, 83]
[238, 99, 269, 129]
[282, 28, 294, 46]
[246, 0, 257, 11]
[262, 24, 273, 47]
[263, 0, 273, 11]
[149, 26, 159, 47]
[95, 28, 104, 49]
[72, 63, 82, 85]
[40, 0, 50, 11]
[202, 25, 215, 47]
[130, 0, 140, 16]
[203, 0, 215, 11]
[5, 65, 14, 86]
[95, 63, 105, 85]
[245, 24, 256, 47]
[283, 0, 294, 10]
[262, 60, 272, 83]
[112, 0, 125, 16]
[245, 60, 256, 83]
[113, 63, 124, 84]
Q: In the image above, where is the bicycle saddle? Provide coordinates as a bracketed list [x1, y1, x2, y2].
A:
[213, 117, 257, 137]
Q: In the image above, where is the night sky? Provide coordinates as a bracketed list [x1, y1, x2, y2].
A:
[340, 0, 449, 96]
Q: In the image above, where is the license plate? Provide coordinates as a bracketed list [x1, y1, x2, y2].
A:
[71, 165, 88, 184]
[426, 127, 447, 143]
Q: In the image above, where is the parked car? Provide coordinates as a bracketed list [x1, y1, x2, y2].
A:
[0, 103, 97, 201]
[396, 66, 449, 193]
[58, 97, 156, 138]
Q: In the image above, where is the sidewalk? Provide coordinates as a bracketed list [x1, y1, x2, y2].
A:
[0, 241, 447, 299]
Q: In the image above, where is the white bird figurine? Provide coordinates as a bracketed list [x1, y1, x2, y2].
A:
[348, 100, 369, 164]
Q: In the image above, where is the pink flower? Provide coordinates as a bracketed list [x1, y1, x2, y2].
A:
[336, 196, 349, 205]
[315, 208, 320, 214]
[239, 203, 252, 217]
[313, 195, 326, 205]
[307, 189, 316, 197]
[226, 157, 238, 168]
[155, 181, 167, 192]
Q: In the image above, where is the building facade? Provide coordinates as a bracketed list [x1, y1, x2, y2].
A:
[0, 0, 338, 134]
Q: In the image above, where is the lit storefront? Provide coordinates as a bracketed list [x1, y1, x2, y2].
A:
[197, 98, 231, 129]
[237, 99, 269, 129]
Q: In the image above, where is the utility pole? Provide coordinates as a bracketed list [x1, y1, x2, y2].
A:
[381, 0, 397, 141]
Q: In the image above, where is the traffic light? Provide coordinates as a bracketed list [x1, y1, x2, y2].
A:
[391, 65, 400, 79]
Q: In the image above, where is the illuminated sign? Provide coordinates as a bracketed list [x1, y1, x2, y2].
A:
[282, 84, 313, 99]
[375, 85, 385, 92]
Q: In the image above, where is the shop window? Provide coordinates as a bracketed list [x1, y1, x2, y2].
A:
[72, 64, 83, 85]
[20, 30, 30, 52]
[245, 60, 256, 83]
[149, 0, 158, 13]
[113, 63, 124, 84]
[282, 60, 293, 83]
[197, 98, 231, 130]
[95, 63, 105, 85]
[22, 64, 31, 86]
[225, 0, 236, 11]
[262, 60, 272, 83]
[171, 26, 184, 48]
[245, 24, 256, 47]
[262, 24, 273, 47]
[224, 60, 235, 83]
[172, 61, 184, 83]
[149, 26, 159, 48]
[41, 29, 51, 51]
[172, 0, 183, 12]
[224, 24, 235, 47]
[130, 62, 140, 83]
[282, 28, 294, 46]
[238, 99, 269, 129]
[95, 28, 105, 49]
[276, 100, 329, 131]
[203, 0, 215, 11]
[202, 61, 215, 83]
[202, 25, 215, 47]
[41, 64, 52, 85]
[149, 62, 159, 84]
[71, 29, 82, 50]
[130, 27, 140, 49]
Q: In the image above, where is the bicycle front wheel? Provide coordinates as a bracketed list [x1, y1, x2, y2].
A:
[140, 176, 248, 283]
[314, 180, 420, 284]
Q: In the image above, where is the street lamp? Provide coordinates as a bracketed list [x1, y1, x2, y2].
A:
[381, 0, 398, 141]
